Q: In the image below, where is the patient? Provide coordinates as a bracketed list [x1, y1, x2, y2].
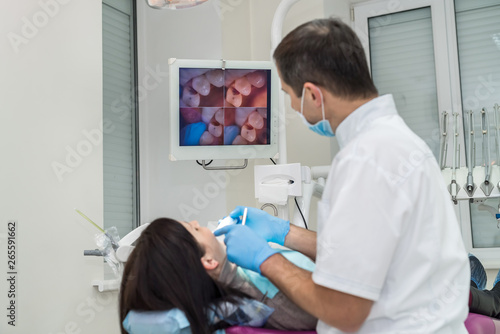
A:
[119, 218, 317, 334]
[469, 254, 500, 318]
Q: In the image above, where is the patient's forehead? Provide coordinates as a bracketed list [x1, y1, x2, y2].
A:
[179, 220, 226, 262]
[179, 221, 207, 243]
[178, 220, 194, 234]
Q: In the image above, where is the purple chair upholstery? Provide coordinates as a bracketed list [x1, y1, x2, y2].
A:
[226, 313, 500, 334]
[225, 326, 315, 334]
[465, 313, 500, 334]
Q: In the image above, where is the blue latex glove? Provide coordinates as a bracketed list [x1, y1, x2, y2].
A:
[229, 206, 290, 246]
[214, 225, 279, 274]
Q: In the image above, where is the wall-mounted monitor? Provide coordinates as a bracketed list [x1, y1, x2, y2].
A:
[168, 58, 279, 161]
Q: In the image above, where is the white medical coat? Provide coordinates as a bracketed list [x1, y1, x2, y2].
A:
[313, 95, 470, 334]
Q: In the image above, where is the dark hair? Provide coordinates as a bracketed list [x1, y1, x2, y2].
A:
[273, 17, 378, 100]
[119, 218, 248, 334]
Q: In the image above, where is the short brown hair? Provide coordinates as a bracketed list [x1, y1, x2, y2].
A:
[273, 18, 377, 100]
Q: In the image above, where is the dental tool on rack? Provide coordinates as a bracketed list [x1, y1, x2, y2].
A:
[439, 111, 449, 170]
[442, 105, 500, 202]
[448, 112, 461, 204]
[465, 110, 477, 197]
[495, 104, 500, 192]
[494, 104, 500, 162]
[480, 108, 494, 196]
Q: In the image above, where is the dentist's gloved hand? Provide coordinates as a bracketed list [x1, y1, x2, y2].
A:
[229, 206, 290, 246]
[214, 224, 279, 274]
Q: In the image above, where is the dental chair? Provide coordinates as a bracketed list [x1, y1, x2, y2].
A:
[115, 223, 500, 333]
[115, 167, 500, 334]
[116, 232, 500, 333]
[226, 327, 315, 334]
[465, 313, 500, 334]
[225, 313, 500, 334]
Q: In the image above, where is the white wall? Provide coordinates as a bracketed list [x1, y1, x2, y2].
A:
[220, 0, 334, 230]
[1, 0, 119, 333]
[324, 0, 354, 21]
[137, 1, 227, 226]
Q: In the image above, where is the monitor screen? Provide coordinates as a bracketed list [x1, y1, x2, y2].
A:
[169, 59, 278, 161]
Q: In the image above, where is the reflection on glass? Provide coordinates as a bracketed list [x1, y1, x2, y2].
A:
[368, 7, 440, 159]
[470, 199, 500, 248]
[146, 0, 208, 10]
[455, 0, 500, 247]
[179, 68, 270, 146]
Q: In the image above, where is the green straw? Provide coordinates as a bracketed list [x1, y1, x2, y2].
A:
[75, 208, 105, 233]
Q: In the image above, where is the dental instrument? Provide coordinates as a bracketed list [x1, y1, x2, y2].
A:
[214, 207, 247, 232]
[215, 216, 238, 231]
[480, 108, 494, 196]
[242, 207, 248, 226]
[495, 104, 500, 192]
[448, 112, 461, 204]
[439, 111, 448, 170]
[213, 208, 247, 243]
[75, 208, 104, 233]
[76, 208, 120, 251]
[495, 104, 500, 165]
[465, 110, 477, 197]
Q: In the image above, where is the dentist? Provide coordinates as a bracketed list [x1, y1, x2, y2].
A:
[215, 18, 470, 333]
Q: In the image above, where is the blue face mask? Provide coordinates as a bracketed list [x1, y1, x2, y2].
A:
[298, 86, 335, 137]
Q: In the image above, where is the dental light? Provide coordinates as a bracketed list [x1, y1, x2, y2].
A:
[146, 0, 209, 10]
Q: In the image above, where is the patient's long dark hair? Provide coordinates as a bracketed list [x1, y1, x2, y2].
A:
[119, 218, 248, 334]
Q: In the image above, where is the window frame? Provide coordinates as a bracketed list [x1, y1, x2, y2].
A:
[353, 0, 500, 268]
[102, 0, 140, 237]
